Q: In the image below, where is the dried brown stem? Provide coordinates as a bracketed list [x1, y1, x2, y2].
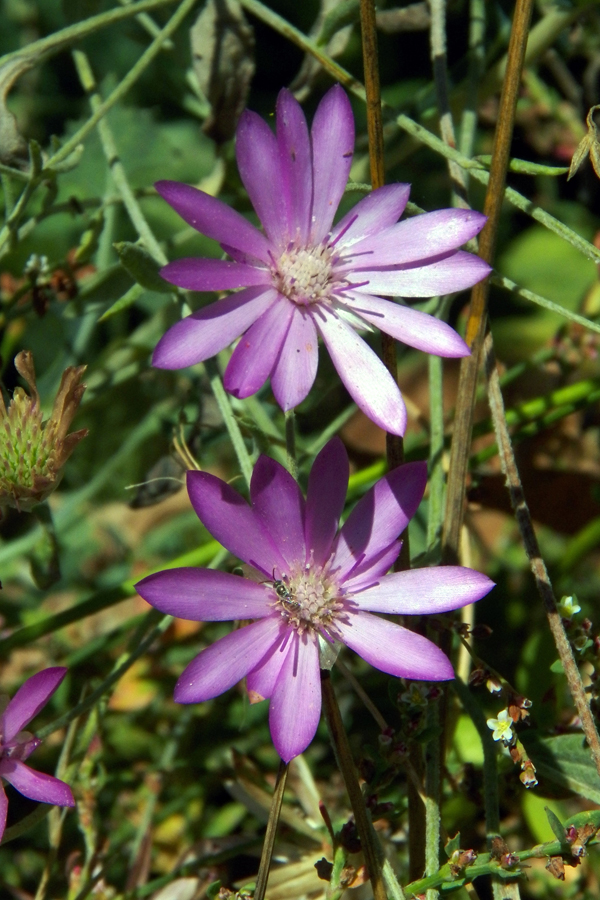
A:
[253, 760, 289, 900]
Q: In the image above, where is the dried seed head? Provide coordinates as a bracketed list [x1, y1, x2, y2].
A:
[0, 351, 88, 512]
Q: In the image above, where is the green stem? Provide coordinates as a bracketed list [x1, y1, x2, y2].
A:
[285, 409, 298, 481]
[204, 358, 253, 489]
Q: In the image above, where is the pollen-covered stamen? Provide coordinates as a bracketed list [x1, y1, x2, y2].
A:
[271, 565, 346, 634]
[272, 244, 341, 306]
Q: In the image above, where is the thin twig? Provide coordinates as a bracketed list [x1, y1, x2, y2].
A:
[254, 760, 289, 900]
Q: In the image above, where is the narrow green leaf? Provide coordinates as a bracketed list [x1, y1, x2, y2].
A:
[476, 155, 569, 176]
[544, 807, 565, 843]
[522, 732, 600, 803]
[114, 240, 171, 292]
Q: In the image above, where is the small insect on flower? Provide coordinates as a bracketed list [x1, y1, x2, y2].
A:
[136, 438, 494, 762]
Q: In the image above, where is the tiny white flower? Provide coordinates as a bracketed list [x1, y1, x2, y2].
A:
[558, 595, 581, 619]
[486, 708, 514, 744]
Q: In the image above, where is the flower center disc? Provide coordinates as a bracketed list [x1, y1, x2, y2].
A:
[274, 245, 334, 306]
[273, 567, 344, 634]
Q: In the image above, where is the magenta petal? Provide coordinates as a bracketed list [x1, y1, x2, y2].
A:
[155, 180, 272, 263]
[2, 668, 66, 743]
[136, 568, 271, 620]
[276, 89, 313, 245]
[247, 634, 290, 702]
[345, 293, 469, 357]
[224, 299, 293, 399]
[332, 461, 427, 582]
[269, 631, 321, 762]
[353, 567, 495, 614]
[345, 209, 486, 268]
[160, 258, 269, 292]
[353, 251, 491, 298]
[316, 308, 406, 435]
[0, 759, 75, 807]
[336, 611, 454, 680]
[251, 456, 306, 570]
[343, 541, 402, 591]
[331, 184, 411, 247]
[310, 85, 354, 242]
[152, 287, 278, 370]
[236, 110, 288, 247]
[187, 471, 288, 575]
[174, 617, 284, 703]
[0, 784, 7, 843]
[271, 307, 318, 411]
[305, 437, 349, 568]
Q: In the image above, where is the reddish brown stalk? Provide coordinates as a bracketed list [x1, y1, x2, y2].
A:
[442, 0, 534, 563]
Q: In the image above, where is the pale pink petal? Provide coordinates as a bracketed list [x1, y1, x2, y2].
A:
[336, 611, 454, 680]
[2, 668, 66, 743]
[305, 437, 349, 568]
[342, 209, 486, 268]
[276, 89, 313, 245]
[0, 759, 74, 807]
[236, 110, 288, 247]
[224, 298, 293, 399]
[251, 456, 306, 570]
[343, 292, 469, 357]
[152, 286, 277, 369]
[246, 633, 291, 702]
[187, 471, 288, 576]
[174, 617, 284, 703]
[310, 85, 354, 242]
[270, 307, 318, 411]
[315, 308, 406, 436]
[352, 567, 495, 613]
[331, 184, 411, 247]
[269, 631, 321, 761]
[155, 180, 272, 263]
[352, 251, 491, 298]
[160, 258, 270, 292]
[332, 461, 427, 582]
[135, 568, 272, 620]
[0, 784, 7, 843]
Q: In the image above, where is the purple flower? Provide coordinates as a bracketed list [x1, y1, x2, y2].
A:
[0, 667, 75, 842]
[153, 86, 490, 436]
[136, 439, 493, 762]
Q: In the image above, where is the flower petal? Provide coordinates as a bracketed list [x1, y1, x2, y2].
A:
[343, 540, 402, 591]
[2, 668, 67, 743]
[270, 307, 318, 411]
[160, 258, 270, 292]
[251, 456, 306, 570]
[247, 634, 290, 702]
[187, 471, 289, 575]
[276, 89, 313, 246]
[0, 759, 75, 807]
[316, 308, 406, 435]
[310, 85, 354, 242]
[344, 209, 486, 268]
[0, 784, 7, 843]
[269, 631, 321, 761]
[352, 251, 491, 298]
[332, 461, 427, 582]
[224, 298, 293, 399]
[331, 183, 411, 247]
[152, 286, 277, 369]
[136, 568, 272, 620]
[305, 437, 349, 568]
[236, 110, 288, 247]
[353, 566, 495, 613]
[155, 180, 272, 263]
[336, 611, 454, 680]
[174, 617, 284, 703]
[343, 292, 469, 357]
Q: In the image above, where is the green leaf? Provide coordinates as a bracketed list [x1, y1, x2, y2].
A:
[475, 155, 569, 176]
[445, 833, 461, 858]
[97, 283, 145, 322]
[550, 660, 565, 674]
[521, 732, 600, 803]
[114, 241, 171, 293]
[545, 807, 565, 842]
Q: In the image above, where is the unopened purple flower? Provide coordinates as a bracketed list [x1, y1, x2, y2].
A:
[0, 667, 75, 842]
[153, 86, 490, 435]
[136, 439, 493, 762]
